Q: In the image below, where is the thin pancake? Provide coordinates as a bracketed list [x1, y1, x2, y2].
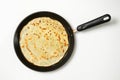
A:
[20, 17, 69, 67]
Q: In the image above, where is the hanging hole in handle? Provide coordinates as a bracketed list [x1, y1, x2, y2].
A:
[103, 16, 110, 21]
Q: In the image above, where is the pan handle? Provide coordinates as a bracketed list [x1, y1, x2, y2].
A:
[77, 14, 111, 31]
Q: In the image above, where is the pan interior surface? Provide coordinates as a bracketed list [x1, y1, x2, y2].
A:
[14, 11, 74, 71]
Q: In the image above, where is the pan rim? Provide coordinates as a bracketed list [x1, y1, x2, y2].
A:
[13, 11, 74, 72]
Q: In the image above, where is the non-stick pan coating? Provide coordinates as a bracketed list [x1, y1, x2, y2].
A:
[14, 11, 74, 72]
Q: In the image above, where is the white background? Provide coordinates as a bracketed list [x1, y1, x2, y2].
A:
[0, 0, 120, 80]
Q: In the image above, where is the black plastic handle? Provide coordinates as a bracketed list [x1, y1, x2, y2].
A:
[77, 14, 111, 31]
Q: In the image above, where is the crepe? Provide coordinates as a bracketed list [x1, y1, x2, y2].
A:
[19, 17, 69, 67]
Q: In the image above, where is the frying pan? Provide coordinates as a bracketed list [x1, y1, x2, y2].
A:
[14, 11, 111, 72]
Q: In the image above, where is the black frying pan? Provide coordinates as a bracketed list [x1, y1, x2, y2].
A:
[14, 11, 111, 72]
